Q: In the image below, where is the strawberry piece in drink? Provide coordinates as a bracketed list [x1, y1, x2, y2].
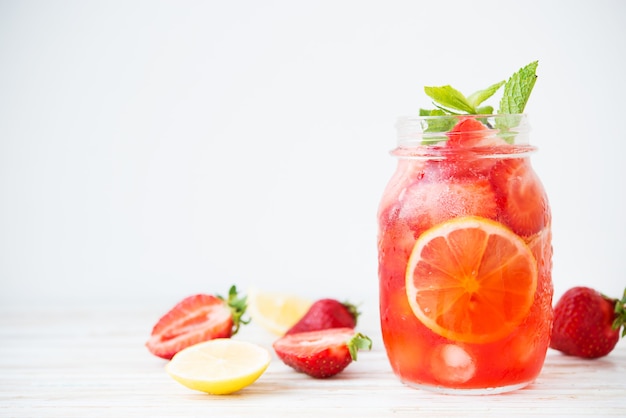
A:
[398, 176, 498, 238]
[490, 158, 550, 237]
[446, 117, 492, 148]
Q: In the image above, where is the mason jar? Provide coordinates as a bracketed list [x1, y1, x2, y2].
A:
[377, 114, 553, 394]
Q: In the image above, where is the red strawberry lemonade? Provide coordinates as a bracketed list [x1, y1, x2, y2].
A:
[377, 114, 553, 394]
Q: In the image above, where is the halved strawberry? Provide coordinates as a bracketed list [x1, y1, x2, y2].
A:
[146, 285, 248, 360]
[490, 158, 550, 237]
[273, 328, 372, 378]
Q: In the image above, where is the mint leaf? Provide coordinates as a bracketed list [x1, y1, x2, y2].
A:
[418, 109, 457, 136]
[475, 105, 494, 115]
[425, 118, 457, 136]
[498, 61, 538, 114]
[419, 108, 446, 117]
[424, 85, 476, 114]
[417, 60, 538, 141]
[467, 80, 505, 109]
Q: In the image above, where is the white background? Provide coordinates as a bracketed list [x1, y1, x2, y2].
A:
[1, 0, 625, 309]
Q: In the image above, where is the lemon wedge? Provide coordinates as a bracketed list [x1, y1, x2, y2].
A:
[247, 288, 312, 335]
[166, 339, 270, 395]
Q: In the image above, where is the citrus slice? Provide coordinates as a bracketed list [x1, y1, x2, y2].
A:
[405, 216, 537, 344]
[166, 339, 270, 395]
[247, 288, 312, 335]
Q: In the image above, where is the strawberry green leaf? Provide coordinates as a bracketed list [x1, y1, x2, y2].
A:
[424, 85, 476, 114]
[612, 288, 626, 338]
[346, 333, 372, 361]
[467, 80, 505, 109]
[498, 60, 538, 114]
[219, 285, 250, 335]
[342, 301, 361, 325]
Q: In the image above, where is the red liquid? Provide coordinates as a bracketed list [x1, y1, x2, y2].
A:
[377, 149, 553, 393]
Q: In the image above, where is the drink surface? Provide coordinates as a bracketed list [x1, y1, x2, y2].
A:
[377, 125, 553, 393]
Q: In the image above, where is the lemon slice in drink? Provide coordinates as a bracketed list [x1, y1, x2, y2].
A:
[406, 216, 537, 344]
[166, 339, 271, 395]
[247, 288, 312, 335]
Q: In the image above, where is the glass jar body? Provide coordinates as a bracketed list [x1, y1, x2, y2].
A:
[377, 115, 553, 394]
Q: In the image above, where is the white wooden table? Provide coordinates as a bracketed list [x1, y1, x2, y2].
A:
[1, 304, 624, 417]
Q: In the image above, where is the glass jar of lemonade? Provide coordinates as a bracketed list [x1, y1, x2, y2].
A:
[377, 114, 553, 394]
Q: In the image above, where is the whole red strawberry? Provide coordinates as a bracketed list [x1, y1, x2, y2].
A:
[273, 328, 372, 378]
[285, 298, 359, 335]
[550, 286, 626, 359]
[146, 285, 248, 360]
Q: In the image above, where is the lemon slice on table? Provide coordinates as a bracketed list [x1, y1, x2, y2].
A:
[166, 339, 271, 395]
[405, 216, 537, 344]
[247, 288, 312, 335]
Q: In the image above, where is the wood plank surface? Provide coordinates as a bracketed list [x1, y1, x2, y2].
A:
[1, 305, 624, 417]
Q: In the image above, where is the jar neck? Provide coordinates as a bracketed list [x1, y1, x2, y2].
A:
[390, 144, 537, 160]
[396, 114, 530, 145]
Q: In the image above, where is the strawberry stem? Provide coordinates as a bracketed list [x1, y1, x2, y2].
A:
[346, 333, 373, 361]
[612, 287, 626, 338]
[219, 285, 250, 335]
[343, 301, 361, 325]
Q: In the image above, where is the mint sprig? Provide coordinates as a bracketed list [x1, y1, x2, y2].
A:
[498, 60, 538, 114]
[421, 61, 538, 117]
[424, 85, 477, 114]
[468, 80, 505, 113]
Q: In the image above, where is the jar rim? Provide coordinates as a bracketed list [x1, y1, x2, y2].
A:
[395, 113, 531, 148]
[396, 112, 527, 119]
